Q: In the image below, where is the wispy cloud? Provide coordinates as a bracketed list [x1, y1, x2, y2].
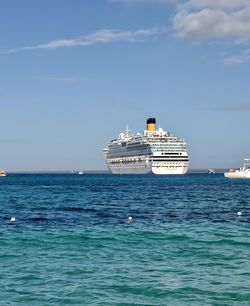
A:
[222, 47, 250, 65]
[109, 0, 250, 42]
[0, 138, 19, 144]
[220, 104, 250, 111]
[202, 103, 250, 112]
[223, 55, 250, 65]
[109, 0, 176, 5]
[107, 0, 250, 67]
[38, 76, 88, 84]
[4, 28, 163, 54]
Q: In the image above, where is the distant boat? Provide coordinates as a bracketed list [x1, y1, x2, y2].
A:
[78, 171, 84, 175]
[208, 169, 215, 174]
[224, 159, 250, 179]
[0, 169, 6, 177]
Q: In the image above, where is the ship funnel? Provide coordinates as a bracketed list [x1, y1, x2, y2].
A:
[147, 118, 156, 131]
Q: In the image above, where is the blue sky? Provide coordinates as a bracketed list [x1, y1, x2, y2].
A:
[1, 0, 250, 171]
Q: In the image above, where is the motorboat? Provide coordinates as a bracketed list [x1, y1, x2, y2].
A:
[224, 159, 250, 179]
[0, 169, 6, 177]
[208, 169, 215, 174]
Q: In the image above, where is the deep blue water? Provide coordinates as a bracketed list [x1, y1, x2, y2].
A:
[0, 174, 250, 305]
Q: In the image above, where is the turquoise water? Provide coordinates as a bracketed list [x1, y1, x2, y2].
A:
[0, 174, 250, 305]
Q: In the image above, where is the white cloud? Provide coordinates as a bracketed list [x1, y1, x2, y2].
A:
[174, 1, 250, 40]
[4, 28, 162, 54]
[179, 0, 250, 11]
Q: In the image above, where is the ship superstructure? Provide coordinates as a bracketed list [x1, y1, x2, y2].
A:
[103, 118, 189, 175]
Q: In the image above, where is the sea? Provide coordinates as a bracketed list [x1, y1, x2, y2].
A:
[0, 173, 250, 305]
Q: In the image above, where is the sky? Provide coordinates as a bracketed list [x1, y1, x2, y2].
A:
[1, 0, 250, 171]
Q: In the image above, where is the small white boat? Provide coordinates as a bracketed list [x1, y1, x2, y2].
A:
[0, 169, 6, 177]
[208, 169, 215, 174]
[224, 159, 250, 179]
[78, 171, 84, 175]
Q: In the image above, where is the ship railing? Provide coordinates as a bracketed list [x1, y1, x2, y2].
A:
[243, 158, 250, 168]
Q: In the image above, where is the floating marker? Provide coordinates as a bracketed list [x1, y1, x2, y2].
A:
[10, 217, 16, 222]
[237, 212, 242, 216]
[128, 216, 133, 221]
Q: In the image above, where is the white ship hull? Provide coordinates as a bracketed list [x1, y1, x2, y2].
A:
[224, 159, 250, 179]
[152, 165, 188, 175]
[107, 160, 188, 175]
[224, 171, 250, 179]
[107, 160, 151, 174]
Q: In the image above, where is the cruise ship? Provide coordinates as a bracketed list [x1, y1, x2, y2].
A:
[103, 118, 189, 175]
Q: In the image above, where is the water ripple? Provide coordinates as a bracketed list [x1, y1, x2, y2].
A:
[0, 174, 250, 305]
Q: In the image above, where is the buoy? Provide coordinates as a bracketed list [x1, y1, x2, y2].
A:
[128, 216, 133, 221]
[237, 212, 242, 216]
[10, 217, 16, 222]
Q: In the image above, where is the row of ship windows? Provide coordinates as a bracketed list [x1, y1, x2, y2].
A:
[153, 165, 184, 168]
[153, 162, 187, 165]
[153, 160, 189, 162]
[108, 148, 186, 153]
[108, 156, 187, 161]
[152, 150, 186, 152]
[160, 153, 182, 155]
[152, 147, 186, 150]
[108, 155, 151, 158]
[151, 147, 186, 150]
[108, 159, 144, 164]
[150, 143, 186, 147]
[108, 160, 187, 164]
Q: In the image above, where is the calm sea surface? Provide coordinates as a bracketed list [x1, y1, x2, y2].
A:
[0, 174, 250, 305]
